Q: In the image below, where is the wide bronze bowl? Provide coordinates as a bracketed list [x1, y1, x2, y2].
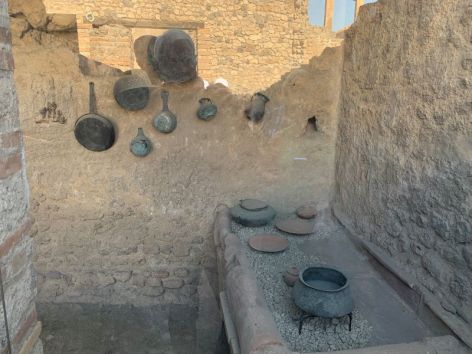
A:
[292, 266, 353, 318]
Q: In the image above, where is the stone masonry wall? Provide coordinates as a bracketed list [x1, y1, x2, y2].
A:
[333, 0, 472, 346]
[0, 1, 42, 353]
[40, 0, 341, 93]
[11, 15, 344, 306]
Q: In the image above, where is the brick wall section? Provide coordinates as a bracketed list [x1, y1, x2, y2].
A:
[41, 0, 342, 93]
[0, 1, 42, 353]
[333, 0, 472, 347]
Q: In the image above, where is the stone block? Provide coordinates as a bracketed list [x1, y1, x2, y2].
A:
[131, 273, 145, 287]
[440, 299, 457, 314]
[97, 273, 115, 287]
[113, 271, 132, 282]
[439, 247, 466, 268]
[142, 286, 164, 297]
[462, 58, 472, 71]
[418, 231, 436, 249]
[174, 268, 189, 277]
[172, 243, 191, 257]
[162, 278, 184, 289]
[449, 275, 472, 301]
[145, 276, 162, 287]
[463, 246, 472, 270]
[181, 284, 197, 297]
[422, 251, 452, 284]
[458, 305, 472, 324]
[453, 220, 472, 244]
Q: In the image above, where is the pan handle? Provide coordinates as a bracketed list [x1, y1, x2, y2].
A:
[89, 82, 97, 114]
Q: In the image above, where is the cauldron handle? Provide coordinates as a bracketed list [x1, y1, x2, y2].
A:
[89, 82, 97, 114]
[161, 90, 170, 111]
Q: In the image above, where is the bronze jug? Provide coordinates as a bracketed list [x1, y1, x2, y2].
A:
[245, 92, 270, 123]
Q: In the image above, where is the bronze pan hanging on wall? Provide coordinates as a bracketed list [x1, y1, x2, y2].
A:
[74, 82, 116, 152]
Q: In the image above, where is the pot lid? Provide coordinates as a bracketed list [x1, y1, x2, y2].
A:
[275, 218, 315, 235]
[240, 199, 268, 211]
[248, 234, 288, 253]
[296, 204, 317, 220]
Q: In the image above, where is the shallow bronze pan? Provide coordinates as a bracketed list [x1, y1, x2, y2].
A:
[74, 82, 115, 152]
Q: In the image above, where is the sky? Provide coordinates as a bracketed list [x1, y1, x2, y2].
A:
[308, 0, 377, 31]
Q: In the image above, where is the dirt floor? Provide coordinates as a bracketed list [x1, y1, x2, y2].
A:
[38, 303, 229, 354]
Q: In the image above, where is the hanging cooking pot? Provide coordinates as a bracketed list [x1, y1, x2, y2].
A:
[245, 92, 270, 123]
[74, 82, 115, 152]
[113, 70, 152, 111]
[197, 98, 218, 121]
[153, 90, 177, 134]
[148, 29, 197, 83]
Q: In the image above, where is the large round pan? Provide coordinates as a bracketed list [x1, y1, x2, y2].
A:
[74, 82, 115, 152]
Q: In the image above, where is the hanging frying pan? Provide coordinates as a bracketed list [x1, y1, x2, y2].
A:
[74, 82, 115, 152]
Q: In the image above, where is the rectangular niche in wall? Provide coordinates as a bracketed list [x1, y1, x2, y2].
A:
[333, 0, 356, 31]
[308, 0, 326, 27]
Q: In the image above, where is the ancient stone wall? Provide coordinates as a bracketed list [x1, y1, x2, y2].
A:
[38, 0, 341, 93]
[333, 0, 472, 346]
[11, 16, 343, 306]
[0, 1, 42, 353]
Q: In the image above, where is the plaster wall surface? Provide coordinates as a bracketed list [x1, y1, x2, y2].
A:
[0, 1, 42, 352]
[11, 19, 344, 306]
[333, 0, 472, 346]
[38, 0, 342, 93]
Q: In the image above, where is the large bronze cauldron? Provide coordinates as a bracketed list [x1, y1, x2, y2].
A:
[148, 29, 197, 83]
[293, 266, 353, 321]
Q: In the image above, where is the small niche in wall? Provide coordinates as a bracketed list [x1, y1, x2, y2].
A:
[305, 116, 319, 134]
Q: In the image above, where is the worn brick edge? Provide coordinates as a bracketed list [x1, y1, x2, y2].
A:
[0, 215, 33, 259]
[11, 305, 40, 354]
[18, 321, 42, 354]
[213, 204, 290, 354]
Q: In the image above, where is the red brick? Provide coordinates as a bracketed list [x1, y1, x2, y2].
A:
[0, 130, 21, 149]
[12, 306, 37, 349]
[0, 151, 22, 179]
[0, 47, 14, 71]
[150, 271, 170, 279]
[0, 28, 11, 45]
[0, 216, 33, 259]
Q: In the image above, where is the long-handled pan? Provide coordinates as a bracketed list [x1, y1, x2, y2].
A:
[74, 82, 115, 152]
